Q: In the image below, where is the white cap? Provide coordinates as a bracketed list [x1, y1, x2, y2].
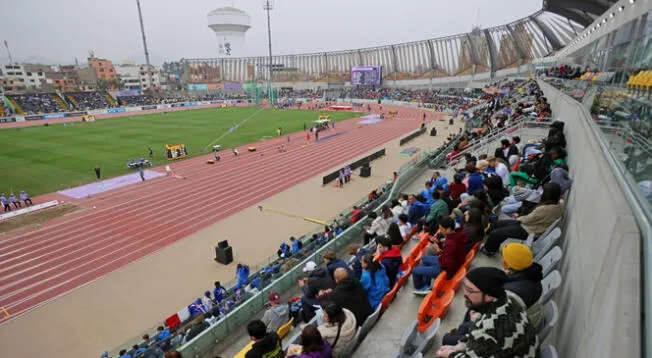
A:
[303, 261, 318, 272]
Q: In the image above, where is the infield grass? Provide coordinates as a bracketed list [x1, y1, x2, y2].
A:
[0, 107, 362, 195]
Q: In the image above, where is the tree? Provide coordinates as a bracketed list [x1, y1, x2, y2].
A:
[96, 79, 109, 91]
[111, 77, 124, 90]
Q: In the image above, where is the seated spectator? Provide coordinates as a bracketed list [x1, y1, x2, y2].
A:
[397, 214, 411, 239]
[502, 243, 544, 328]
[290, 236, 303, 254]
[386, 222, 404, 246]
[482, 182, 563, 256]
[317, 303, 356, 357]
[320, 268, 372, 327]
[390, 199, 403, 219]
[509, 146, 566, 186]
[465, 163, 484, 195]
[261, 292, 289, 333]
[299, 261, 335, 322]
[463, 208, 485, 251]
[407, 194, 429, 226]
[449, 174, 467, 202]
[188, 298, 207, 316]
[380, 204, 394, 227]
[360, 254, 390, 308]
[236, 263, 250, 289]
[412, 217, 468, 294]
[349, 206, 362, 223]
[278, 242, 291, 258]
[431, 171, 449, 191]
[245, 320, 284, 358]
[347, 244, 368, 280]
[483, 175, 509, 209]
[435, 267, 539, 357]
[322, 251, 352, 281]
[156, 325, 171, 342]
[398, 194, 409, 215]
[500, 186, 543, 216]
[184, 317, 209, 342]
[287, 325, 333, 358]
[425, 190, 449, 233]
[421, 181, 435, 207]
[376, 237, 403, 287]
[363, 211, 389, 245]
[487, 156, 510, 186]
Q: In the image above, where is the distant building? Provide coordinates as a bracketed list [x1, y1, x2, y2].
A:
[115, 63, 161, 90]
[88, 57, 116, 81]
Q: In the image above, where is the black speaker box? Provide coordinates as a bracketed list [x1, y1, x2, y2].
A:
[218, 240, 229, 249]
[215, 245, 233, 265]
[360, 166, 371, 177]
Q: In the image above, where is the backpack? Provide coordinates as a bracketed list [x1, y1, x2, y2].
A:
[519, 153, 551, 180]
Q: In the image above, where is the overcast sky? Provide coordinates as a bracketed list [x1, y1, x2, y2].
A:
[1, 0, 541, 66]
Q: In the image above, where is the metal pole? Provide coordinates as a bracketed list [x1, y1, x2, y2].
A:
[264, 0, 274, 104]
[4, 40, 14, 64]
[136, 0, 153, 91]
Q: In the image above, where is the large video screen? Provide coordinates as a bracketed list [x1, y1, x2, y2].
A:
[351, 66, 382, 86]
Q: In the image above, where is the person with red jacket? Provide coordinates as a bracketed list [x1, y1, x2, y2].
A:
[350, 206, 362, 223]
[412, 217, 468, 294]
[376, 237, 403, 287]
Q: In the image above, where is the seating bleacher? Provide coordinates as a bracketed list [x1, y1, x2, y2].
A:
[538, 300, 559, 343]
[117, 95, 157, 107]
[65, 91, 113, 110]
[8, 93, 67, 114]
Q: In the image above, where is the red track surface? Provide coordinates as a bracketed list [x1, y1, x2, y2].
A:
[0, 105, 439, 324]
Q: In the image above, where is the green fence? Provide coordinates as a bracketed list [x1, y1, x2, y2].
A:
[177, 138, 460, 358]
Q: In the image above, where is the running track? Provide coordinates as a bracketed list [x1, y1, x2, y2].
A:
[0, 104, 441, 324]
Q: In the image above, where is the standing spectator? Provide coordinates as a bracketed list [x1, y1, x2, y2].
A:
[9, 193, 21, 208]
[261, 292, 289, 333]
[202, 291, 214, 311]
[20, 190, 33, 206]
[94, 165, 101, 179]
[0, 194, 10, 212]
[139, 166, 146, 182]
[245, 320, 284, 358]
[236, 264, 250, 289]
[148, 147, 153, 158]
[213, 281, 228, 304]
[344, 166, 351, 183]
[360, 254, 390, 308]
[363, 212, 388, 245]
[435, 267, 539, 357]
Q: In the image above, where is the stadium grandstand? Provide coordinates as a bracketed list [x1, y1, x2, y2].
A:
[0, 0, 650, 358]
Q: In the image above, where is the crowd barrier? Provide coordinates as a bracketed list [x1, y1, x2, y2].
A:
[399, 128, 427, 146]
[174, 139, 458, 358]
[321, 148, 386, 185]
[0, 99, 245, 123]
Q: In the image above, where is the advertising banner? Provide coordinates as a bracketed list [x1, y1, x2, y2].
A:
[142, 105, 157, 110]
[186, 102, 199, 107]
[25, 115, 43, 121]
[44, 113, 65, 119]
[187, 84, 209, 90]
[67, 111, 87, 116]
[158, 104, 171, 109]
[0, 117, 16, 123]
[124, 107, 142, 112]
[170, 103, 185, 108]
[107, 108, 126, 114]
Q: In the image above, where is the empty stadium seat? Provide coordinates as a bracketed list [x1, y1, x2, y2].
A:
[533, 227, 562, 261]
[395, 318, 441, 358]
[537, 246, 562, 277]
[416, 289, 454, 333]
[541, 345, 559, 358]
[541, 270, 562, 303]
[538, 300, 559, 343]
[359, 304, 382, 340]
[277, 317, 294, 339]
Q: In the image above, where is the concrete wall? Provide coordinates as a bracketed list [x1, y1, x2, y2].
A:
[538, 80, 641, 357]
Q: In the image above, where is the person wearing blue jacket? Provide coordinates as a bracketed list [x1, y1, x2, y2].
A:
[236, 264, 250, 287]
[465, 163, 485, 195]
[290, 236, 303, 254]
[323, 251, 353, 280]
[407, 195, 429, 226]
[347, 244, 368, 280]
[213, 281, 228, 303]
[277, 242, 291, 258]
[360, 254, 390, 308]
[431, 171, 449, 191]
[420, 181, 435, 207]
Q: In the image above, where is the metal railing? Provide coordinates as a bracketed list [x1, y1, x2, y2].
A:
[175, 138, 460, 358]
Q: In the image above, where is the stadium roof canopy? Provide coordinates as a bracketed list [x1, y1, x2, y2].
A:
[543, 0, 617, 27]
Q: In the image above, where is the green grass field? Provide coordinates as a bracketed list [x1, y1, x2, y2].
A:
[0, 107, 362, 195]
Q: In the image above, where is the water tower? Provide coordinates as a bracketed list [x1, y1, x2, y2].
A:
[207, 7, 251, 58]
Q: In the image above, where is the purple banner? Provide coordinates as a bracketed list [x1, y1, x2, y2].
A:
[224, 82, 242, 90]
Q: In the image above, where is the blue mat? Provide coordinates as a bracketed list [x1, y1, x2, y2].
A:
[400, 147, 420, 156]
[316, 131, 347, 142]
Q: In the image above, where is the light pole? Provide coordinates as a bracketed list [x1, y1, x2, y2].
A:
[136, 0, 153, 92]
[263, 0, 274, 104]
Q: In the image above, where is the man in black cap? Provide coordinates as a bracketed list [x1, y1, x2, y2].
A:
[435, 267, 539, 358]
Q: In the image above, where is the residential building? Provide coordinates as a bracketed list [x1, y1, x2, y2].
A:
[88, 56, 116, 81]
[116, 62, 161, 90]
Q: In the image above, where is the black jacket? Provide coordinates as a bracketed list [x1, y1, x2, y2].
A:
[504, 263, 544, 308]
[326, 258, 353, 281]
[185, 321, 209, 342]
[304, 268, 335, 299]
[245, 332, 284, 358]
[328, 278, 373, 326]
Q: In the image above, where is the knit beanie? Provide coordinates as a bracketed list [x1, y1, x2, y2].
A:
[466, 267, 509, 298]
[502, 243, 533, 271]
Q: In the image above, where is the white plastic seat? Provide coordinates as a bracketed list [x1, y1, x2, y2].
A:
[395, 320, 418, 358]
[533, 227, 562, 261]
[541, 344, 559, 358]
[538, 300, 559, 342]
[338, 327, 361, 358]
[359, 304, 382, 341]
[410, 318, 441, 358]
[541, 270, 561, 302]
[537, 246, 562, 277]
